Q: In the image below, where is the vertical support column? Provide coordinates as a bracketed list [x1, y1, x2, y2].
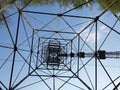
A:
[41, 42, 44, 64]
[9, 13, 21, 89]
[28, 31, 34, 74]
[36, 38, 40, 68]
[77, 35, 80, 76]
[70, 40, 73, 69]
[65, 44, 68, 64]
[53, 68, 55, 90]
[95, 20, 98, 90]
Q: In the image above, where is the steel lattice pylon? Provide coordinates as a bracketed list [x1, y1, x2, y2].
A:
[0, 0, 120, 90]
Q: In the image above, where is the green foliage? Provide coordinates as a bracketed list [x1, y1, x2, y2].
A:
[0, 0, 90, 22]
[30, 0, 54, 5]
[97, 0, 120, 13]
[1, 0, 120, 25]
[0, 0, 8, 25]
[1, 0, 120, 13]
[23, 0, 89, 8]
[28, 0, 120, 13]
[0, 0, 9, 8]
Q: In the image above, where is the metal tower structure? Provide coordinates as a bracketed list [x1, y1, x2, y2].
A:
[0, 0, 120, 90]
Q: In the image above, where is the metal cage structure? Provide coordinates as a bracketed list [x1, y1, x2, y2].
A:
[43, 40, 65, 67]
[0, 0, 120, 90]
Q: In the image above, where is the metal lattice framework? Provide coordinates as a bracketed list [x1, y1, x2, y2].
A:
[0, 0, 120, 90]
